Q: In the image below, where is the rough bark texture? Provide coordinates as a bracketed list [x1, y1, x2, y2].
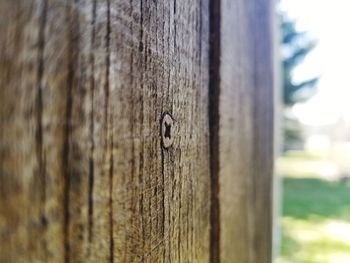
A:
[0, 0, 210, 262]
[0, 0, 274, 262]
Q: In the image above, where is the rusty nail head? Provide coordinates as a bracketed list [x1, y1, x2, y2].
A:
[161, 113, 174, 149]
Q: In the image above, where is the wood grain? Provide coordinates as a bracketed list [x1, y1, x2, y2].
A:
[0, 0, 275, 262]
[215, 0, 275, 262]
[0, 0, 211, 262]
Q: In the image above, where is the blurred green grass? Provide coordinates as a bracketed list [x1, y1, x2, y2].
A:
[277, 152, 350, 263]
[283, 177, 350, 221]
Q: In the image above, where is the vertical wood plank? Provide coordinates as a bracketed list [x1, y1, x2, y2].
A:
[0, 0, 211, 262]
[105, 0, 211, 261]
[251, 0, 275, 261]
[214, 0, 274, 262]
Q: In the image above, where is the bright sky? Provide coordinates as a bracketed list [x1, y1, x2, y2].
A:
[280, 0, 350, 126]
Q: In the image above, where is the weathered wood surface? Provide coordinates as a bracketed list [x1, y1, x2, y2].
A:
[0, 0, 275, 262]
[213, 0, 274, 262]
[0, 0, 211, 262]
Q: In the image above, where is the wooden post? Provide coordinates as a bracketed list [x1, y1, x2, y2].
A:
[0, 0, 274, 262]
[209, 0, 275, 262]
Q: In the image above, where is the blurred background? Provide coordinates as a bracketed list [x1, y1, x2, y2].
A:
[276, 0, 350, 262]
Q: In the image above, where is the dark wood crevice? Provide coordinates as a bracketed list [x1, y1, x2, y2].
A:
[208, 0, 221, 262]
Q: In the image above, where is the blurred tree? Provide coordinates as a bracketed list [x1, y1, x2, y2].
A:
[281, 13, 319, 106]
[280, 13, 319, 150]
